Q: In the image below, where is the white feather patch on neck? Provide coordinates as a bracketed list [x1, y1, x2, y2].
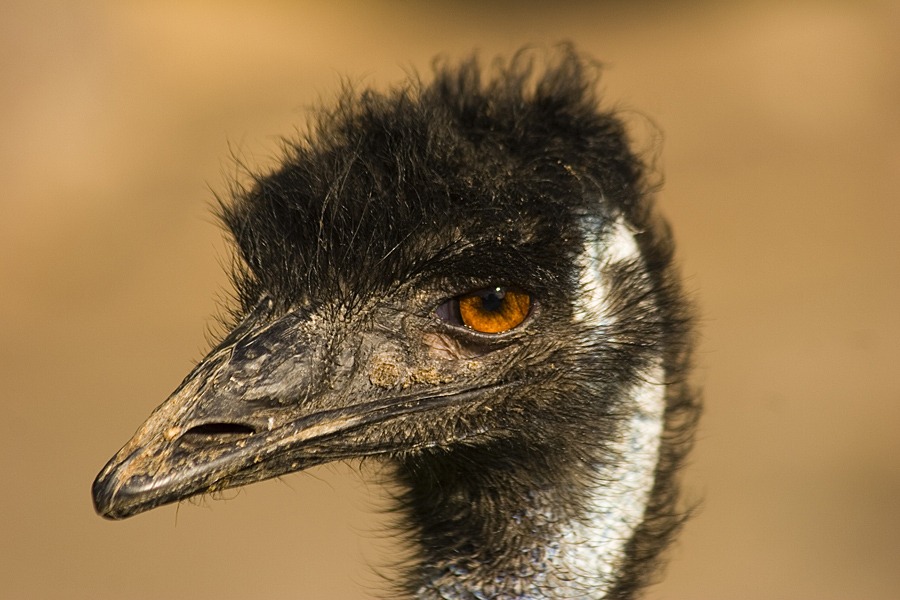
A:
[542, 366, 666, 599]
[538, 214, 664, 598]
[573, 215, 640, 325]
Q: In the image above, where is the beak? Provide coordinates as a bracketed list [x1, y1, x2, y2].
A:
[92, 298, 503, 520]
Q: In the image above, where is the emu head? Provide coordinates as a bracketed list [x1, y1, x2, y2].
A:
[93, 49, 694, 599]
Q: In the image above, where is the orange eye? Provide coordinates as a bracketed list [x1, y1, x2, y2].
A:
[452, 287, 531, 334]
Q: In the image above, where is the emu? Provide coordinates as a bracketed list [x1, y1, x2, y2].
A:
[93, 48, 696, 599]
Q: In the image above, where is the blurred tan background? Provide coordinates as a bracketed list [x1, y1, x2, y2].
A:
[2, 1, 899, 598]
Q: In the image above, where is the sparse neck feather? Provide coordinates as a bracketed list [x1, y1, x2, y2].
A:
[406, 369, 665, 600]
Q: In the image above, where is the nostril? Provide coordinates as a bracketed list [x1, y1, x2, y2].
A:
[186, 423, 256, 436]
[179, 422, 257, 447]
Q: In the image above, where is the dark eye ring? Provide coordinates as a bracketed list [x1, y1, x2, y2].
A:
[435, 286, 532, 334]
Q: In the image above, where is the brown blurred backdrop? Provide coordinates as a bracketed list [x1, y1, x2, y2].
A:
[2, 1, 898, 598]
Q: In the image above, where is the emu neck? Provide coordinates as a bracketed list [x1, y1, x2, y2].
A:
[397, 372, 665, 600]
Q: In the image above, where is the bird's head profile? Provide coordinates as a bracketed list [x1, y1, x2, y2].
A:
[93, 46, 697, 599]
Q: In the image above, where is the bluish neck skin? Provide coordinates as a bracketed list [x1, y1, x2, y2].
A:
[409, 370, 666, 600]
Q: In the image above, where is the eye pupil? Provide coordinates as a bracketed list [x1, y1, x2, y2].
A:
[478, 287, 505, 312]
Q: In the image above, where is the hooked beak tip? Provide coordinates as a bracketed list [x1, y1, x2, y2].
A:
[91, 448, 163, 520]
[91, 470, 126, 520]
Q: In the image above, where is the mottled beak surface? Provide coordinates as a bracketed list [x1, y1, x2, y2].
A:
[92, 297, 503, 520]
